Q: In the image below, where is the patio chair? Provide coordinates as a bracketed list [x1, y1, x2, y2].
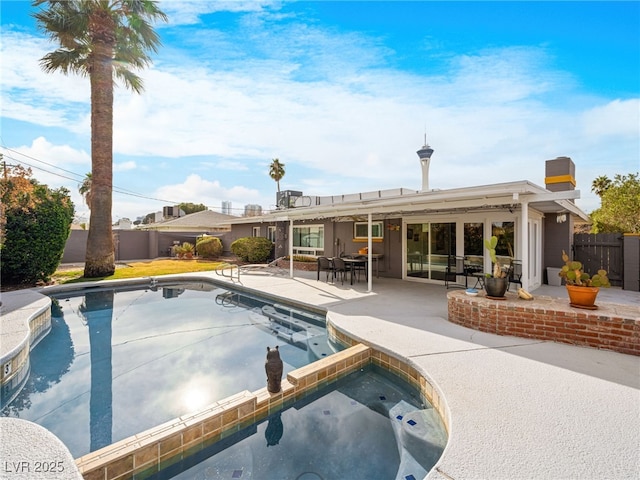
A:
[332, 257, 349, 285]
[507, 260, 523, 291]
[445, 255, 467, 289]
[317, 256, 334, 282]
[351, 255, 368, 282]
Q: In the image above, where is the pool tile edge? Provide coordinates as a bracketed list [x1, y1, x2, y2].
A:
[75, 344, 374, 480]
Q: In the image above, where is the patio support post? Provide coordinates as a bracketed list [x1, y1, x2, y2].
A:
[289, 219, 294, 279]
[519, 201, 529, 291]
[368, 213, 373, 292]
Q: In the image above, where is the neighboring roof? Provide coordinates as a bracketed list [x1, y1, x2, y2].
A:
[139, 209, 237, 231]
[227, 180, 591, 224]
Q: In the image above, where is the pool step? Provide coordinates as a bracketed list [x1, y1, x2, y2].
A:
[389, 401, 446, 480]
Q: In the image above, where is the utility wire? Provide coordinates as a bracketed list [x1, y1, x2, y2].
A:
[0, 143, 261, 214]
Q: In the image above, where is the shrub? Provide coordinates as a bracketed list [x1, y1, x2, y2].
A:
[173, 242, 195, 259]
[231, 237, 274, 263]
[196, 235, 223, 259]
[1, 180, 74, 286]
[289, 255, 316, 263]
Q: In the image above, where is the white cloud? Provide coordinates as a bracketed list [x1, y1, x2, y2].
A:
[158, 0, 278, 26]
[114, 161, 137, 172]
[200, 160, 250, 171]
[1, 9, 637, 220]
[581, 99, 640, 138]
[155, 174, 262, 211]
[0, 31, 90, 131]
[11, 136, 89, 165]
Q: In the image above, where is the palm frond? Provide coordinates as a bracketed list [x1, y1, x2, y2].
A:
[40, 49, 89, 75]
[113, 64, 144, 93]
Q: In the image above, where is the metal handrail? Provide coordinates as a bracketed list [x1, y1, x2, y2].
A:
[214, 263, 240, 282]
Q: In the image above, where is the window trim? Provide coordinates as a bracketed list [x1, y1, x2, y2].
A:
[267, 226, 276, 242]
[353, 221, 384, 240]
[292, 224, 324, 256]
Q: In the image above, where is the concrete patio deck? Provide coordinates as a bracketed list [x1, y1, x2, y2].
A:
[1, 269, 639, 479]
[208, 269, 640, 480]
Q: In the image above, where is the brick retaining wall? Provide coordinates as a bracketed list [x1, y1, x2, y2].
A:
[447, 291, 640, 356]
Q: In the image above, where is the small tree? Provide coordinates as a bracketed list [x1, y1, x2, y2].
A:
[1, 166, 74, 286]
[589, 173, 640, 233]
[179, 203, 207, 215]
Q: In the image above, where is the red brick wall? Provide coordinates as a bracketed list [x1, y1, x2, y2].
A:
[447, 291, 640, 356]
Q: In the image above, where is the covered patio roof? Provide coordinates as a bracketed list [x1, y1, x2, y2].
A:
[230, 180, 590, 224]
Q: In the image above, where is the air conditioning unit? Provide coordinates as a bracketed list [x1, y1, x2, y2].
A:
[276, 190, 303, 209]
[163, 206, 179, 218]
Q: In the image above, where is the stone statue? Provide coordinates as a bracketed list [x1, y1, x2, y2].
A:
[265, 346, 283, 393]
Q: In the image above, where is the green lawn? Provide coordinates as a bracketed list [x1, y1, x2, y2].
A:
[53, 259, 228, 284]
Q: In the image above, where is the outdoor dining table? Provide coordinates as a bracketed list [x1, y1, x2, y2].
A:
[341, 257, 368, 285]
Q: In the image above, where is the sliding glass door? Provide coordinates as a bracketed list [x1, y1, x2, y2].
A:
[406, 222, 456, 280]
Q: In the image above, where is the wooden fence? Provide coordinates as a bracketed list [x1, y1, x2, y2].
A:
[573, 233, 623, 287]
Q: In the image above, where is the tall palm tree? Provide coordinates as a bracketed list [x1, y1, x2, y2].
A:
[33, 0, 167, 278]
[591, 175, 613, 198]
[269, 158, 285, 194]
[79, 172, 93, 209]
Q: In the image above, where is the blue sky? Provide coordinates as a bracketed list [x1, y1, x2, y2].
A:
[1, 1, 639, 223]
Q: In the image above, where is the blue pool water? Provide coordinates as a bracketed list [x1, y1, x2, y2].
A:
[156, 367, 447, 480]
[1, 282, 338, 458]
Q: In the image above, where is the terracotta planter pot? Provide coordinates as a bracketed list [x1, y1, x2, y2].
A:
[566, 285, 599, 309]
[484, 277, 508, 298]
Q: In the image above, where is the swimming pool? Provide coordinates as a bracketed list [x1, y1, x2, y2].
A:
[1, 281, 338, 458]
[153, 366, 447, 480]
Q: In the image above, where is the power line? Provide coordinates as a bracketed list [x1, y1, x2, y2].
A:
[0, 143, 271, 215]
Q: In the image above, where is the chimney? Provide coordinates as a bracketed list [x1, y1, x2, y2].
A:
[545, 156, 576, 197]
[417, 135, 434, 191]
[543, 156, 576, 278]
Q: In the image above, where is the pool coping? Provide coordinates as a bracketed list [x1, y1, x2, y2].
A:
[73, 342, 443, 480]
[2, 276, 450, 480]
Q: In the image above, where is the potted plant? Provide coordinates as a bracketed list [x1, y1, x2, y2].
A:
[559, 250, 610, 309]
[483, 235, 509, 298]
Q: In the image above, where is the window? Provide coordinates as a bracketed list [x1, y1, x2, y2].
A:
[354, 221, 383, 239]
[464, 223, 484, 269]
[267, 226, 276, 242]
[491, 221, 515, 265]
[252, 226, 260, 237]
[292, 225, 324, 255]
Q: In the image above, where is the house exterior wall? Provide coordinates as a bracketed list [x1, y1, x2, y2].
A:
[229, 207, 551, 288]
[230, 217, 402, 279]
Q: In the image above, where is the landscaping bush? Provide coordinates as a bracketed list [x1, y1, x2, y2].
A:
[231, 237, 274, 263]
[1, 179, 74, 286]
[289, 255, 316, 263]
[173, 242, 195, 259]
[196, 235, 223, 259]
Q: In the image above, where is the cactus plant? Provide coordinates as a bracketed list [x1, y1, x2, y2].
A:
[484, 235, 507, 278]
[559, 250, 610, 287]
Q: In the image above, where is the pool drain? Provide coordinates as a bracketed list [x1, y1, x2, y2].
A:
[296, 472, 323, 480]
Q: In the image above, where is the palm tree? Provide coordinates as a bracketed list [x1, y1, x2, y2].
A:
[591, 175, 613, 198]
[33, 0, 167, 278]
[269, 158, 285, 193]
[79, 172, 93, 209]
